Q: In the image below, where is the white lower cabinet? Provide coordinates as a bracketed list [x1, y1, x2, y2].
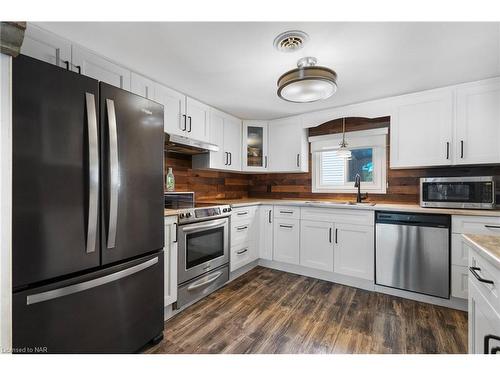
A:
[164, 216, 178, 307]
[469, 281, 500, 354]
[230, 206, 258, 272]
[259, 206, 274, 261]
[231, 242, 256, 272]
[451, 265, 469, 299]
[273, 218, 300, 265]
[300, 220, 334, 272]
[333, 223, 374, 281]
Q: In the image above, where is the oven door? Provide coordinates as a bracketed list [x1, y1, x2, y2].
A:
[178, 217, 229, 284]
[420, 177, 496, 209]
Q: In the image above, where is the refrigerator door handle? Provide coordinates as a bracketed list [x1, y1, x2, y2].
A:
[106, 98, 119, 249]
[85, 93, 99, 254]
[26, 257, 159, 305]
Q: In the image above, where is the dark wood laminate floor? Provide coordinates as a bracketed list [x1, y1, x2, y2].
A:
[149, 266, 468, 354]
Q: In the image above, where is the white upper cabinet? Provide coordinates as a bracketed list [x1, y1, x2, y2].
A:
[130, 72, 155, 100]
[390, 89, 454, 168]
[300, 220, 334, 272]
[242, 121, 269, 172]
[268, 116, 309, 173]
[72, 45, 131, 90]
[206, 110, 226, 169]
[21, 24, 71, 68]
[192, 109, 242, 171]
[153, 83, 185, 136]
[224, 116, 242, 171]
[455, 79, 500, 165]
[185, 97, 209, 142]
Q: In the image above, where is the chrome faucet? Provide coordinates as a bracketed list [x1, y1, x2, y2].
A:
[354, 173, 368, 203]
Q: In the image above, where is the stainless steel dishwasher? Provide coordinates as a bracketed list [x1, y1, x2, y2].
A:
[375, 211, 450, 299]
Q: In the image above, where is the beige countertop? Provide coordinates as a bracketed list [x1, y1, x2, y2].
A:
[462, 234, 500, 270]
[195, 198, 500, 217]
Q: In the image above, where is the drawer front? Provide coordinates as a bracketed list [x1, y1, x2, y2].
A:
[452, 215, 500, 235]
[231, 219, 254, 246]
[301, 207, 374, 226]
[232, 206, 258, 222]
[230, 242, 255, 272]
[469, 248, 500, 313]
[451, 264, 469, 299]
[451, 233, 470, 266]
[274, 206, 301, 220]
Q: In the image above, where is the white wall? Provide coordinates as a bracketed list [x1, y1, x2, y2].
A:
[0, 53, 13, 354]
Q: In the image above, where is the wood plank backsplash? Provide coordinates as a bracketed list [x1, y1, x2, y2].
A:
[248, 117, 500, 203]
[164, 151, 250, 200]
[166, 116, 500, 203]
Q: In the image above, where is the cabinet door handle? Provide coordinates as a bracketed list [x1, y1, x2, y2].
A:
[296, 154, 300, 167]
[469, 266, 494, 285]
[335, 228, 338, 244]
[265, 155, 268, 168]
[224, 152, 228, 166]
[188, 116, 192, 132]
[76, 65, 81, 74]
[236, 211, 248, 216]
[329, 227, 332, 243]
[236, 225, 248, 231]
[229, 152, 232, 166]
[173, 223, 178, 243]
[460, 140, 464, 158]
[446, 142, 449, 160]
[484, 334, 500, 354]
[484, 225, 500, 229]
[268, 210, 272, 224]
[236, 248, 248, 255]
[279, 224, 293, 229]
[182, 114, 187, 131]
[280, 210, 294, 214]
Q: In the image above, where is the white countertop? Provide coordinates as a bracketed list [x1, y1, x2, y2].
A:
[195, 198, 500, 217]
[462, 234, 500, 270]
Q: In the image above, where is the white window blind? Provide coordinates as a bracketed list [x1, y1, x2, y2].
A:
[320, 151, 345, 185]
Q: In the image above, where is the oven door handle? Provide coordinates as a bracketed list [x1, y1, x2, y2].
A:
[181, 219, 226, 233]
[187, 271, 223, 291]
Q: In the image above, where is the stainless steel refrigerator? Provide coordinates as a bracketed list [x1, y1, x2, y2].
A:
[12, 55, 165, 353]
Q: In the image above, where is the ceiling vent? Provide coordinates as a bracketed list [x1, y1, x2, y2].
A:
[273, 30, 309, 52]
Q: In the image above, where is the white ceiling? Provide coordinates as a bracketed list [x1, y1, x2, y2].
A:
[37, 22, 500, 120]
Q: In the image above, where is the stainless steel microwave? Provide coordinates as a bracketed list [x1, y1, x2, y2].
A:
[420, 176, 500, 209]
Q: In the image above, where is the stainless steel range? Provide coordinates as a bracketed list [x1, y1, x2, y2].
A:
[165, 193, 232, 309]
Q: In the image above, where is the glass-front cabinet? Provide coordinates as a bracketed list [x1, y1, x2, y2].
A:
[242, 121, 268, 172]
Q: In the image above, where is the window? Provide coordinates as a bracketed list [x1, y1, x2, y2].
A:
[311, 128, 388, 193]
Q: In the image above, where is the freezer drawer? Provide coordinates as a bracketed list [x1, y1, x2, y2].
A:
[375, 223, 450, 298]
[13, 252, 164, 354]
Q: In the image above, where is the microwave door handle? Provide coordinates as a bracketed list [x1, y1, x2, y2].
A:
[85, 93, 99, 254]
[106, 98, 119, 249]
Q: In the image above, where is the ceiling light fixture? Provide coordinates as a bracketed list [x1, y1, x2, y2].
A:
[336, 118, 352, 159]
[277, 56, 338, 103]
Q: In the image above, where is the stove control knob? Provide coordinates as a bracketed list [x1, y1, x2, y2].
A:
[222, 208, 228, 213]
[186, 212, 192, 218]
[227, 207, 232, 212]
[179, 213, 185, 219]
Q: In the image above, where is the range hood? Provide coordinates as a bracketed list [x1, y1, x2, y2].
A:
[165, 133, 219, 155]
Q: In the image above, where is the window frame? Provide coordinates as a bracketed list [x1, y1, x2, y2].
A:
[310, 128, 388, 194]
